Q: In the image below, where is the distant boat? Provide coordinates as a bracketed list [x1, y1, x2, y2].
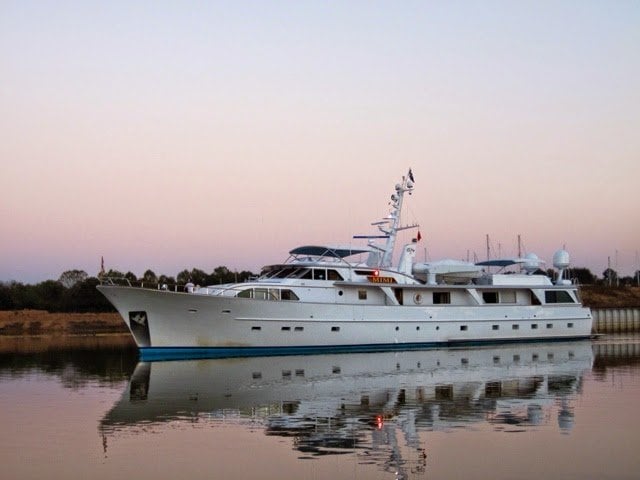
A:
[98, 169, 593, 358]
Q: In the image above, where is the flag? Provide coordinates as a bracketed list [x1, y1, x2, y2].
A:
[408, 169, 415, 183]
[417, 231, 422, 242]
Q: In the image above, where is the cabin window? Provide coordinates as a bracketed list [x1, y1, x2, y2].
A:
[251, 326, 261, 331]
[294, 326, 304, 332]
[327, 269, 343, 281]
[531, 291, 541, 305]
[299, 269, 313, 280]
[355, 269, 374, 276]
[254, 288, 269, 300]
[531, 324, 538, 329]
[394, 289, 404, 305]
[433, 292, 451, 304]
[237, 288, 299, 301]
[280, 289, 299, 301]
[512, 324, 519, 330]
[358, 290, 367, 300]
[269, 289, 281, 301]
[483, 291, 498, 304]
[492, 325, 499, 330]
[460, 325, 468, 331]
[331, 326, 340, 332]
[547, 323, 553, 329]
[313, 269, 326, 280]
[544, 290, 575, 303]
[276, 267, 297, 278]
[567, 322, 574, 328]
[500, 291, 517, 303]
[281, 326, 291, 331]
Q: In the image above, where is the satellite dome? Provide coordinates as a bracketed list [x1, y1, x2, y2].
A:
[553, 249, 571, 270]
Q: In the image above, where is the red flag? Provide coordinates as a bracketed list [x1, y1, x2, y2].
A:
[417, 231, 422, 242]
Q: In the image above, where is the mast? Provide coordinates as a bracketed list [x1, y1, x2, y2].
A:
[354, 169, 417, 268]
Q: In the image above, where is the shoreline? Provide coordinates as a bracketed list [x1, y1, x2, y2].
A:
[0, 310, 128, 336]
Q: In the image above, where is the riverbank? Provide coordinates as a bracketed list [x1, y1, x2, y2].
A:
[1, 287, 638, 336]
[0, 310, 128, 336]
[580, 286, 640, 308]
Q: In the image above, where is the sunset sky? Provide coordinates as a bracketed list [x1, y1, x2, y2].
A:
[1, 1, 639, 283]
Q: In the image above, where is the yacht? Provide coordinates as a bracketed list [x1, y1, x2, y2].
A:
[97, 170, 593, 358]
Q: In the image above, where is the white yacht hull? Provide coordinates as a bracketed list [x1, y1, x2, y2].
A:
[98, 285, 593, 358]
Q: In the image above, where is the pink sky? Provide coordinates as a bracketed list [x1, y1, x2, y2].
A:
[1, 1, 639, 283]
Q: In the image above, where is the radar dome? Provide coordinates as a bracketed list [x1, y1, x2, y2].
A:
[553, 249, 571, 269]
[523, 253, 540, 274]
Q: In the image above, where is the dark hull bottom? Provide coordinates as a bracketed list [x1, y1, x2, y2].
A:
[139, 335, 595, 361]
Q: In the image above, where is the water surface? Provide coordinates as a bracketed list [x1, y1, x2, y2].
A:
[1, 335, 639, 479]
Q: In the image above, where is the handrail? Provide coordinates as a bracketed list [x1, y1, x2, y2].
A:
[98, 276, 184, 292]
[98, 276, 255, 295]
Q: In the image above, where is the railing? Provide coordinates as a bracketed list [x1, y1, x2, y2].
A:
[99, 276, 185, 292]
[98, 276, 251, 296]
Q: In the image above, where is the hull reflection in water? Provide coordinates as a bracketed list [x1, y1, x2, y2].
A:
[101, 342, 592, 475]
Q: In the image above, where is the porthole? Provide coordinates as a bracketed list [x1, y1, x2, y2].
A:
[414, 293, 423, 304]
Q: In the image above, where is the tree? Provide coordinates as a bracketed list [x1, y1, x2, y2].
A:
[124, 271, 137, 282]
[570, 267, 596, 285]
[58, 270, 88, 288]
[176, 269, 191, 284]
[34, 280, 65, 311]
[158, 275, 176, 287]
[142, 269, 158, 284]
[602, 268, 618, 286]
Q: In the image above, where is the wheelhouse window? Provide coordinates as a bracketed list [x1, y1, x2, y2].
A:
[482, 292, 498, 304]
[358, 290, 367, 300]
[544, 290, 575, 304]
[313, 269, 326, 280]
[327, 269, 343, 281]
[433, 292, 451, 304]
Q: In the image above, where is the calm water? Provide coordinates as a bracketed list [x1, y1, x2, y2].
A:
[1, 335, 639, 480]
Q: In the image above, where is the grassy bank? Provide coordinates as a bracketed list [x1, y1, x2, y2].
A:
[0, 310, 128, 336]
[580, 286, 640, 309]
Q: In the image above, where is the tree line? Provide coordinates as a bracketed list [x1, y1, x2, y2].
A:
[0, 266, 257, 313]
[0, 266, 638, 313]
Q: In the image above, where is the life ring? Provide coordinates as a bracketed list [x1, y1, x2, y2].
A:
[414, 293, 423, 304]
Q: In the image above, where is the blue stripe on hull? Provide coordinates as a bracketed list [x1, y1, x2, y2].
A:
[139, 335, 593, 362]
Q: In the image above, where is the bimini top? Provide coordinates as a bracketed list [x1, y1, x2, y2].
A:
[475, 258, 524, 268]
[289, 245, 373, 259]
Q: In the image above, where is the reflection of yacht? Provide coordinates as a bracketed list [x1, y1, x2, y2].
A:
[98, 170, 592, 357]
[101, 341, 593, 477]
